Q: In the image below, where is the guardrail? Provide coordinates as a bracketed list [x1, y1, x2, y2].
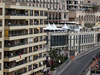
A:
[78, 56, 94, 75]
[52, 59, 71, 75]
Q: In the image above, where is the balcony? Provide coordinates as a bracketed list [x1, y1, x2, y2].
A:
[34, 11, 39, 16]
[5, 39, 28, 47]
[4, 57, 46, 72]
[4, 58, 27, 69]
[4, 48, 28, 58]
[5, 20, 28, 26]
[40, 11, 43, 16]
[4, 48, 47, 62]
[14, 68, 27, 75]
[44, 12, 47, 16]
[6, 23, 28, 26]
[4, 41, 46, 51]
[9, 33, 28, 37]
[5, 9, 28, 16]
[34, 28, 39, 34]
[21, 66, 45, 75]
[6, 30, 28, 37]
[40, 19, 43, 25]
[34, 19, 39, 25]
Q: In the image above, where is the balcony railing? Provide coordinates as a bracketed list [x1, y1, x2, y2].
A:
[4, 57, 45, 69]
[34, 12, 39, 16]
[9, 33, 28, 37]
[4, 60, 27, 69]
[34, 22, 39, 25]
[4, 51, 28, 58]
[6, 23, 28, 26]
[5, 42, 28, 47]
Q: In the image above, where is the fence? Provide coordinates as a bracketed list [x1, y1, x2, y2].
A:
[52, 59, 71, 75]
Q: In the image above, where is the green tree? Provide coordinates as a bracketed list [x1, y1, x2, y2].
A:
[84, 23, 94, 29]
[91, 5, 98, 11]
[48, 49, 58, 60]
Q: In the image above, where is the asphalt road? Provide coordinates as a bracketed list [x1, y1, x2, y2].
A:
[61, 47, 100, 75]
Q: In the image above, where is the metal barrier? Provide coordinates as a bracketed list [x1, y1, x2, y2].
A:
[78, 56, 93, 75]
[52, 59, 71, 75]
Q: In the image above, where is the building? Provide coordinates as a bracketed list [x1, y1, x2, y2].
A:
[0, 1, 48, 75]
[46, 23, 100, 58]
[83, 0, 100, 7]
[66, 0, 84, 10]
[47, 32, 68, 56]
[68, 31, 97, 57]
[9, 0, 69, 24]
[69, 10, 100, 27]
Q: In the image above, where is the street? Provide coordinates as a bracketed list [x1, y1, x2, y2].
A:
[61, 47, 100, 75]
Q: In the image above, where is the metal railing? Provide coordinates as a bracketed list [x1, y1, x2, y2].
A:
[52, 59, 71, 75]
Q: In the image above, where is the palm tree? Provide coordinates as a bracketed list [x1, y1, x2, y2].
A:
[48, 49, 58, 60]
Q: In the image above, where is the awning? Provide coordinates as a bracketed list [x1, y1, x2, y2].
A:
[16, 58, 25, 62]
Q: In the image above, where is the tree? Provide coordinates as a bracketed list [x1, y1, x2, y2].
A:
[91, 5, 98, 11]
[48, 49, 58, 70]
[84, 23, 94, 29]
[48, 49, 58, 60]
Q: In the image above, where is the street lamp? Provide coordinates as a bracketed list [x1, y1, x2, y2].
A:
[58, 60, 61, 64]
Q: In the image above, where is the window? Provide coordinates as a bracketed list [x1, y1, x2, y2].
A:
[88, 1, 90, 3]
[28, 65, 32, 71]
[30, 19, 33, 25]
[29, 38, 33, 43]
[64, 13, 66, 19]
[29, 56, 32, 62]
[29, 47, 32, 52]
[30, 10, 33, 16]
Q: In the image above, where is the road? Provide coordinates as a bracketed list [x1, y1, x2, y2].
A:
[61, 47, 100, 75]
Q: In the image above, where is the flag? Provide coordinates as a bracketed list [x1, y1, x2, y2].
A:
[20, 53, 21, 58]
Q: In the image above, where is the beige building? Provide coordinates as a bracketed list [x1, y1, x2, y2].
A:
[0, 0, 48, 75]
[66, 0, 84, 10]
[11, 0, 69, 23]
[84, 0, 100, 6]
[69, 10, 100, 27]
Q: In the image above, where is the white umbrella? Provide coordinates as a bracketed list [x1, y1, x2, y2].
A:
[52, 23, 59, 30]
[62, 24, 70, 29]
[79, 26, 82, 29]
[44, 23, 54, 30]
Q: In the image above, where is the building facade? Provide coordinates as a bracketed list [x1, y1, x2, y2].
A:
[47, 32, 68, 56]
[5, 0, 69, 24]
[83, 0, 100, 6]
[47, 30, 100, 58]
[0, 1, 47, 75]
[66, 0, 84, 10]
[69, 11, 100, 27]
